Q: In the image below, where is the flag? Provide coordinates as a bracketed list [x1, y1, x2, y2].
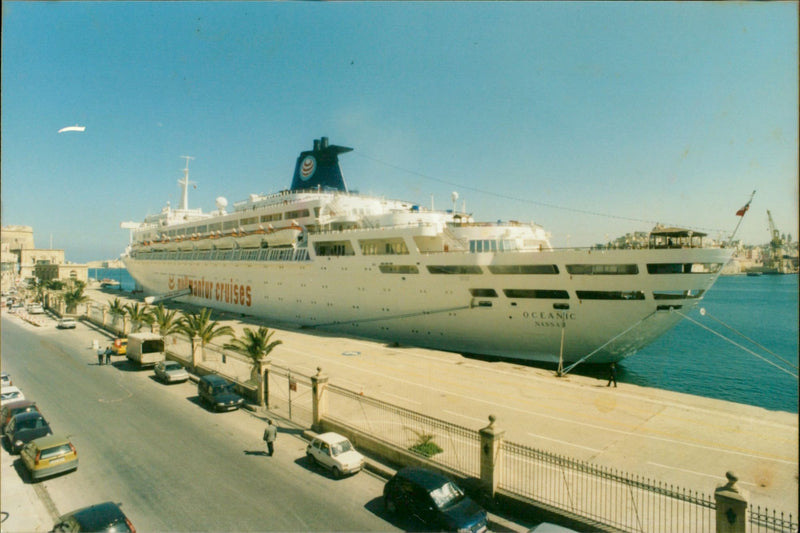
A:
[736, 201, 750, 217]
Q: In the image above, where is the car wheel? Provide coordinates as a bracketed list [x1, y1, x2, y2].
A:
[332, 466, 342, 479]
[306, 452, 316, 466]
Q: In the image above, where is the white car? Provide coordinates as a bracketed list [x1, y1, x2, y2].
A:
[27, 303, 44, 314]
[1, 372, 11, 387]
[154, 360, 189, 383]
[306, 432, 365, 478]
[57, 318, 77, 329]
[1, 386, 25, 406]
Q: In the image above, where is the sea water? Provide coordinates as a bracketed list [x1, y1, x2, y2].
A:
[90, 268, 798, 413]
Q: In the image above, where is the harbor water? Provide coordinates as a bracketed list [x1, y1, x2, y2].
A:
[90, 268, 798, 413]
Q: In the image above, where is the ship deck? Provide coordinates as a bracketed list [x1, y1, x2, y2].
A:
[87, 288, 798, 515]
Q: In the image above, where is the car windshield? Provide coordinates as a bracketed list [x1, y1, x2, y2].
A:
[165, 362, 181, 371]
[41, 444, 72, 459]
[429, 481, 465, 509]
[330, 440, 353, 456]
[17, 417, 45, 430]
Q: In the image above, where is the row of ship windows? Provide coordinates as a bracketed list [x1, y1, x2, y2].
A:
[467, 288, 705, 300]
[152, 209, 315, 238]
[378, 263, 722, 275]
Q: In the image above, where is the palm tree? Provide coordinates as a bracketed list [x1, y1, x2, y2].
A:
[150, 304, 182, 337]
[224, 326, 283, 376]
[224, 327, 282, 407]
[124, 302, 153, 333]
[108, 297, 126, 328]
[62, 285, 90, 314]
[176, 308, 234, 347]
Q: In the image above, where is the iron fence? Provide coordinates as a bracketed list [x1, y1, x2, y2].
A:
[749, 506, 798, 533]
[501, 440, 716, 533]
[325, 384, 481, 477]
[266, 364, 313, 427]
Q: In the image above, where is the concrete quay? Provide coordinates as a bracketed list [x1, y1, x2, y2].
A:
[82, 288, 799, 516]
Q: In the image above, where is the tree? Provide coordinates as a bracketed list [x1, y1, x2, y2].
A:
[108, 298, 126, 327]
[150, 304, 182, 337]
[224, 326, 283, 377]
[124, 302, 153, 333]
[62, 285, 90, 314]
[224, 326, 282, 408]
[176, 308, 234, 347]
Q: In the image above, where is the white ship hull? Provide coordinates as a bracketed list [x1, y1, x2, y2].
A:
[121, 137, 733, 365]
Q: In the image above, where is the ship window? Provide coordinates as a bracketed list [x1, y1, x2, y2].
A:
[285, 209, 310, 219]
[647, 263, 722, 274]
[566, 264, 639, 275]
[223, 220, 239, 230]
[314, 240, 355, 256]
[503, 289, 569, 299]
[469, 288, 498, 297]
[196, 225, 207, 233]
[427, 265, 483, 275]
[379, 265, 419, 274]
[359, 238, 410, 255]
[261, 213, 282, 222]
[208, 223, 222, 231]
[488, 264, 559, 275]
[241, 217, 258, 226]
[653, 290, 705, 299]
[576, 291, 645, 300]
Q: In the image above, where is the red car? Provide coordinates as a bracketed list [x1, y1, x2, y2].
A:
[1, 400, 40, 434]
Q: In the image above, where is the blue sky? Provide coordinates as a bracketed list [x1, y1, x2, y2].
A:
[2, 1, 797, 263]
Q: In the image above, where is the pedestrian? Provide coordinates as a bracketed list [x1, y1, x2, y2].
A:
[105, 346, 112, 365]
[607, 362, 617, 388]
[263, 419, 277, 456]
[97, 347, 104, 365]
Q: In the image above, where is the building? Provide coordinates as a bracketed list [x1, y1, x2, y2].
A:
[1, 225, 88, 287]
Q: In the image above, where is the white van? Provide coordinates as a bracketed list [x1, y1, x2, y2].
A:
[126, 332, 166, 367]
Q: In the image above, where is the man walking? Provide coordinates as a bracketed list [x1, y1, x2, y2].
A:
[606, 363, 617, 388]
[263, 419, 277, 456]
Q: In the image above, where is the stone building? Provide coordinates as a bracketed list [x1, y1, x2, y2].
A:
[1, 225, 88, 287]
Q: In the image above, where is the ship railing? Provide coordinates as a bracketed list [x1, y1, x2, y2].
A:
[130, 247, 310, 262]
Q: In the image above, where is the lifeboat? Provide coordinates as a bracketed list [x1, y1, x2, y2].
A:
[262, 222, 303, 248]
[235, 226, 268, 249]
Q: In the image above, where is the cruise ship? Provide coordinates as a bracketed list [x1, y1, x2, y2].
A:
[121, 137, 733, 364]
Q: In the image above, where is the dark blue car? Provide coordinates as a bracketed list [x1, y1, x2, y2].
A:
[383, 466, 488, 532]
[4, 411, 52, 454]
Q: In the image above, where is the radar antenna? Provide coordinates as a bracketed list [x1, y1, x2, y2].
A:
[178, 156, 195, 211]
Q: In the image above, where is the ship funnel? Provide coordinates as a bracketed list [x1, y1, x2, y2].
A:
[290, 137, 353, 193]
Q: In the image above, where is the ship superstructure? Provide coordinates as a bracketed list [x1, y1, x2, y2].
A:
[122, 137, 733, 364]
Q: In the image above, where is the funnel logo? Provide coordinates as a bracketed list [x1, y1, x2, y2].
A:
[300, 156, 316, 181]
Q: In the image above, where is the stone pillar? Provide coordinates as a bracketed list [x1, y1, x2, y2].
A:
[151, 322, 160, 335]
[310, 367, 329, 432]
[715, 471, 748, 533]
[102, 308, 108, 328]
[479, 415, 505, 497]
[123, 315, 130, 336]
[86, 303, 92, 321]
[191, 335, 202, 371]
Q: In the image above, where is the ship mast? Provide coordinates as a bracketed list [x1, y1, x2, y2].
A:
[178, 156, 195, 211]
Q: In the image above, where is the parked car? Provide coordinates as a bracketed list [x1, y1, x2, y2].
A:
[1, 371, 11, 386]
[1, 385, 25, 406]
[306, 432, 365, 478]
[27, 303, 45, 314]
[4, 411, 52, 453]
[111, 338, 128, 356]
[57, 318, 77, 329]
[197, 375, 244, 412]
[52, 501, 135, 533]
[154, 360, 189, 383]
[21, 434, 78, 481]
[1, 400, 40, 434]
[383, 467, 488, 533]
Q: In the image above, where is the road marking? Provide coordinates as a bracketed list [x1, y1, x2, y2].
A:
[527, 433, 605, 453]
[443, 410, 486, 424]
[647, 461, 757, 487]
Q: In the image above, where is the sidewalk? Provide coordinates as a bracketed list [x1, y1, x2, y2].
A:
[1, 446, 56, 533]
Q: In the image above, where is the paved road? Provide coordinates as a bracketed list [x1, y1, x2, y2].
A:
[1, 314, 403, 532]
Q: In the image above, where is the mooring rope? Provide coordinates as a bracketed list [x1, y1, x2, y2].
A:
[673, 308, 798, 379]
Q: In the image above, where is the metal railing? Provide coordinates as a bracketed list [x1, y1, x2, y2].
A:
[325, 384, 481, 477]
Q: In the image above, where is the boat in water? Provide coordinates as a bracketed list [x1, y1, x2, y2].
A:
[121, 137, 733, 364]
